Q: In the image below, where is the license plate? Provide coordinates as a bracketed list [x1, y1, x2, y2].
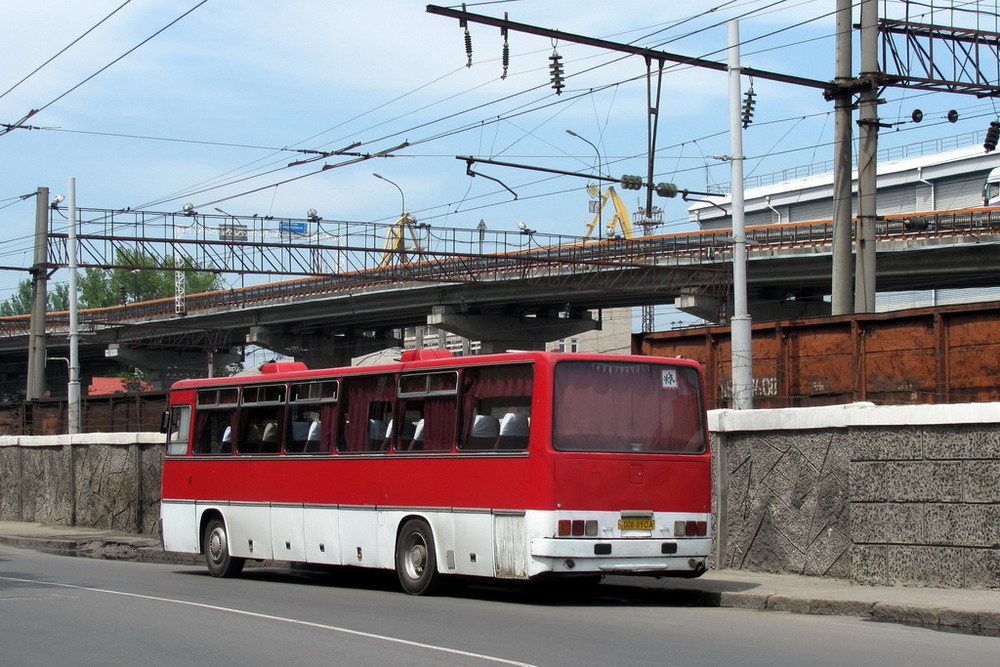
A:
[618, 518, 655, 530]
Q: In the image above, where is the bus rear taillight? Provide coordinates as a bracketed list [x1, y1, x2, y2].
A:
[674, 520, 707, 537]
[557, 519, 598, 537]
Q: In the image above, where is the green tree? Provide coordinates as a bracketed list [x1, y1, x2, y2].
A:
[0, 280, 69, 316]
[0, 251, 221, 315]
[78, 250, 222, 308]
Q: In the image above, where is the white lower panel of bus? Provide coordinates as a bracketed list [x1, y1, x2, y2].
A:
[160, 501, 710, 580]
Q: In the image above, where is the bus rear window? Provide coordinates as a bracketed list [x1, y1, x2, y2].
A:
[552, 361, 706, 454]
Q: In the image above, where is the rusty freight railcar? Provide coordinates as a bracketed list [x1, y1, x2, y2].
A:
[633, 301, 1000, 409]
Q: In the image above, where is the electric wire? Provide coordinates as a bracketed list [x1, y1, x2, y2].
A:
[1, 1, 209, 135]
[0, 0, 134, 103]
[127, 1, 829, 211]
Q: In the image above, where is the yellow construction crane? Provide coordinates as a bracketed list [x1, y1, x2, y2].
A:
[582, 185, 634, 240]
[379, 213, 424, 267]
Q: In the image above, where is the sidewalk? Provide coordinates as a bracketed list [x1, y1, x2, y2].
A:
[1, 520, 997, 635]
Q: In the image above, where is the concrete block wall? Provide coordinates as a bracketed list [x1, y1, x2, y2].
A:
[850, 423, 1000, 588]
[713, 428, 852, 578]
[711, 403, 1000, 589]
[0, 433, 165, 535]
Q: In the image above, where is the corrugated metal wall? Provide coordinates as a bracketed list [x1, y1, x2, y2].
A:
[634, 301, 1000, 409]
[693, 167, 991, 230]
[935, 174, 985, 210]
[0, 392, 168, 436]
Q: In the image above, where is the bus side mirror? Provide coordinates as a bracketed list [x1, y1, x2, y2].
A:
[160, 410, 171, 434]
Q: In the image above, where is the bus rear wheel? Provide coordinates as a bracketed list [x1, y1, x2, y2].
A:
[395, 519, 442, 595]
[204, 518, 245, 578]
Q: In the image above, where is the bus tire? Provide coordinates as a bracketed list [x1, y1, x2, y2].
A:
[204, 518, 245, 578]
[395, 519, 441, 595]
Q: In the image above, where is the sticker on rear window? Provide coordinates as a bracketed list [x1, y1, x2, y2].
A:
[661, 369, 678, 389]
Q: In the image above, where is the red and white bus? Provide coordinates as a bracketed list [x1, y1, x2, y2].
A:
[160, 350, 711, 594]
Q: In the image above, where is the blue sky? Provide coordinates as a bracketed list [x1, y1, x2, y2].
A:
[1, 0, 997, 303]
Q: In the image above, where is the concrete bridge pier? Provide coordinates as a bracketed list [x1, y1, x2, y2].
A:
[105, 344, 240, 389]
[428, 305, 598, 354]
[246, 325, 401, 369]
[676, 292, 831, 323]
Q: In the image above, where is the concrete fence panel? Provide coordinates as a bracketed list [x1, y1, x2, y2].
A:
[712, 402, 1000, 589]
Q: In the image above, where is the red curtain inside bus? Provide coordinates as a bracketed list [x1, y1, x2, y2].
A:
[551, 361, 706, 454]
[338, 374, 396, 453]
[458, 364, 534, 451]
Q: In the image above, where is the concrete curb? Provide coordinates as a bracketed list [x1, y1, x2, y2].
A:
[0, 533, 201, 566]
[704, 589, 1000, 636]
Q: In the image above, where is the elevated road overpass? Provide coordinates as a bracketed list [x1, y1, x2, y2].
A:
[3, 206, 1000, 396]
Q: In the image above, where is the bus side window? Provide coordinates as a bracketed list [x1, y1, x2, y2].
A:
[166, 405, 191, 456]
[393, 397, 456, 452]
[194, 409, 235, 454]
[458, 365, 533, 452]
[395, 371, 458, 453]
[194, 388, 238, 455]
[287, 381, 337, 454]
[239, 385, 286, 455]
[337, 374, 395, 454]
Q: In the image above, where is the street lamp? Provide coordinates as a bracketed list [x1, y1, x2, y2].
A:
[566, 129, 603, 180]
[566, 129, 604, 240]
[373, 173, 405, 216]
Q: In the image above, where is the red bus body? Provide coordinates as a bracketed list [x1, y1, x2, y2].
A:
[160, 351, 711, 592]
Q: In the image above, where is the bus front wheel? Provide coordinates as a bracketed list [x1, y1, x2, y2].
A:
[395, 519, 442, 595]
[204, 518, 245, 578]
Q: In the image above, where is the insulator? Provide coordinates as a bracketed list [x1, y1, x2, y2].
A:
[741, 87, 756, 129]
[911, 109, 923, 123]
[464, 28, 473, 68]
[947, 109, 959, 123]
[984, 121, 1000, 153]
[655, 182, 679, 198]
[549, 50, 565, 94]
[501, 16, 509, 80]
[620, 175, 643, 191]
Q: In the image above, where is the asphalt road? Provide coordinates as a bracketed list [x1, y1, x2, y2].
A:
[2, 544, 999, 666]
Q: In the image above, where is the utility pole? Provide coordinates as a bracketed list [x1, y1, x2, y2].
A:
[830, 0, 854, 315]
[67, 178, 81, 434]
[855, 0, 879, 313]
[728, 21, 752, 410]
[26, 186, 49, 401]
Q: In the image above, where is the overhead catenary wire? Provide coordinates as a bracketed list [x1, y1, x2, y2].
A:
[117, 1, 837, 212]
[0, 0, 134, 103]
[0, 1, 209, 138]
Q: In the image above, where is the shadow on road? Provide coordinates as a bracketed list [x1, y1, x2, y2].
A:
[175, 563, 747, 608]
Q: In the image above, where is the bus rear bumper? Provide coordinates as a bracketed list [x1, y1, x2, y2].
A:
[530, 537, 710, 574]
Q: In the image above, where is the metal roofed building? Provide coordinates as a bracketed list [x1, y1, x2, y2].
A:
[688, 141, 1000, 231]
